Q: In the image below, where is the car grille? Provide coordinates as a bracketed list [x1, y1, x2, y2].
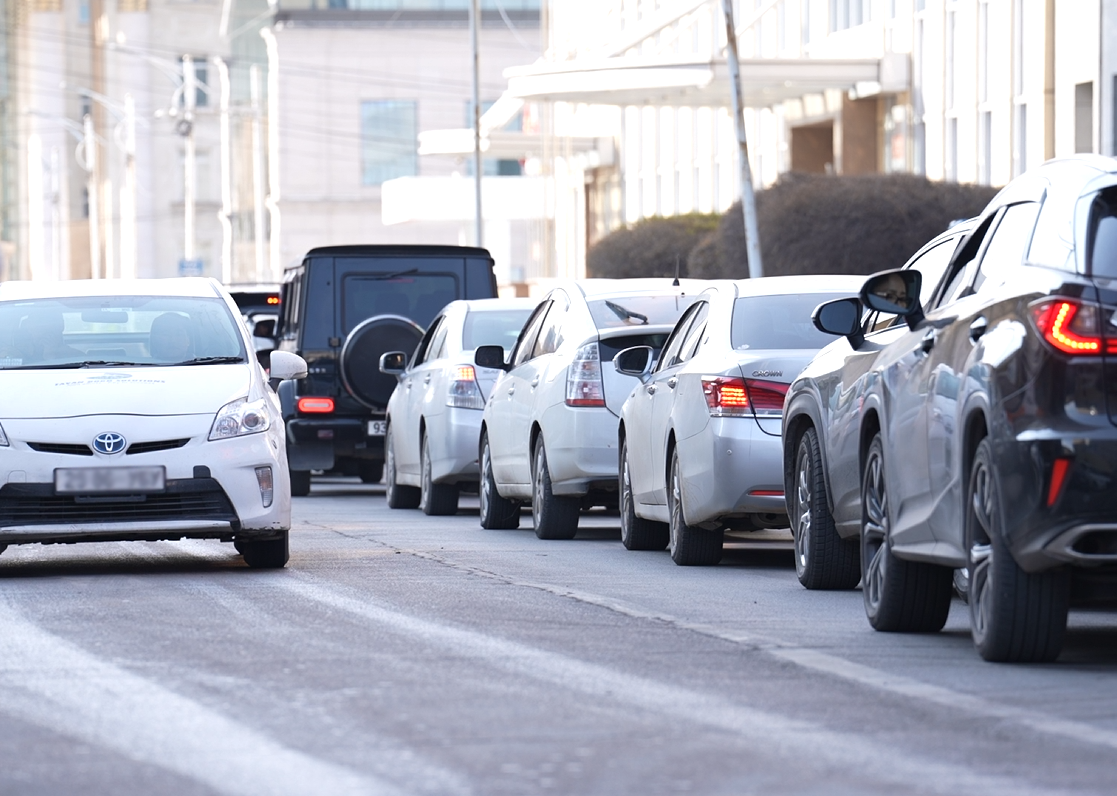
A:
[27, 442, 93, 456]
[127, 438, 191, 455]
[0, 478, 239, 528]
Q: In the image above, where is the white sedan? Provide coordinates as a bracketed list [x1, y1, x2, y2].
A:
[0, 278, 306, 568]
[380, 298, 537, 515]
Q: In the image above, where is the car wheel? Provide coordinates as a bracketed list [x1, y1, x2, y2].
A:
[967, 438, 1070, 662]
[240, 531, 289, 569]
[420, 434, 460, 516]
[668, 447, 722, 566]
[359, 460, 383, 484]
[531, 436, 580, 540]
[860, 433, 952, 632]
[479, 431, 519, 529]
[793, 427, 860, 589]
[290, 470, 311, 497]
[384, 425, 420, 510]
[619, 437, 667, 551]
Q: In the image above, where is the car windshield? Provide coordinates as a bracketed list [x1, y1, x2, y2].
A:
[587, 294, 696, 330]
[0, 295, 246, 369]
[731, 293, 848, 350]
[462, 308, 534, 350]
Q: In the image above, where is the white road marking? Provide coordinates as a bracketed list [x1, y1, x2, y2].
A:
[278, 574, 1068, 796]
[0, 594, 457, 796]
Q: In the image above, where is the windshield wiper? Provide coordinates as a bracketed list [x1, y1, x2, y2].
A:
[605, 300, 649, 325]
[176, 356, 245, 366]
[79, 360, 140, 367]
[370, 268, 419, 281]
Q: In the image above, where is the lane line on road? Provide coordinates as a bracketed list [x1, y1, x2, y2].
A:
[275, 573, 1067, 796]
[0, 593, 423, 796]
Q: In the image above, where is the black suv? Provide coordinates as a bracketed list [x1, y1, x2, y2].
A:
[275, 245, 498, 495]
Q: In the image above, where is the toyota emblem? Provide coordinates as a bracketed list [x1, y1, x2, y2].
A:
[92, 432, 127, 455]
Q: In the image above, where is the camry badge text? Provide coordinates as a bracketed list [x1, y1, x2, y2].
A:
[92, 432, 127, 455]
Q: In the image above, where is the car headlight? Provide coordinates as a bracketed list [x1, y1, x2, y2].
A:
[209, 397, 270, 440]
[0, 422, 8, 447]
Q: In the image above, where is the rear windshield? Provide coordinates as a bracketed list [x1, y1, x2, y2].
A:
[0, 295, 245, 368]
[1088, 189, 1117, 279]
[343, 273, 459, 332]
[462, 308, 534, 351]
[731, 293, 845, 350]
[587, 294, 696, 330]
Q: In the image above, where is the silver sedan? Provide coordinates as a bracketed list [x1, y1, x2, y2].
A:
[615, 275, 862, 566]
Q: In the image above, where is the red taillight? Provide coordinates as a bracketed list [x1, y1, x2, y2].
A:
[749, 489, 784, 497]
[566, 343, 606, 407]
[1031, 299, 1107, 355]
[297, 397, 335, 413]
[266, 295, 281, 305]
[701, 377, 788, 417]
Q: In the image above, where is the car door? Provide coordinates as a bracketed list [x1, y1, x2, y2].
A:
[922, 202, 1042, 550]
[416, 309, 454, 447]
[395, 315, 447, 477]
[489, 299, 550, 485]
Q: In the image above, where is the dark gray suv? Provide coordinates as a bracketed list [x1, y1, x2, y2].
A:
[275, 245, 498, 495]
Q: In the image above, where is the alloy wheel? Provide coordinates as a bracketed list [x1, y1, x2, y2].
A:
[794, 443, 813, 578]
[861, 446, 889, 615]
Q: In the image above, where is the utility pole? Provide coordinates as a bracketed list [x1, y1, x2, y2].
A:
[250, 65, 267, 285]
[120, 94, 137, 280]
[214, 56, 233, 285]
[261, 27, 282, 281]
[181, 55, 197, 268]
[82, 114, 102, 279]
[470, 0, 483, 248]
[720, 0, 763, 278]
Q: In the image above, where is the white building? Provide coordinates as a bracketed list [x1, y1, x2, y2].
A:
[420, 0, 1117, 283]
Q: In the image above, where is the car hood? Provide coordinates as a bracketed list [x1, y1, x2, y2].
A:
[0, 366, 252, 419]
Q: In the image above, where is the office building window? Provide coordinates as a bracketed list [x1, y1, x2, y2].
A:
[1076, 82, 1094, 153]
[979, 111, 991, 185]
[361, 100, 418, 186]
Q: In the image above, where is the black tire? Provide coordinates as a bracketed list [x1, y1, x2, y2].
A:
[479, 431, 519, 529]
[967, 438, 1070, 662]
[290, 469, 311, 497]
[359, 460, 384, 484]
[241, 531, 289, 569]
[619, 437, 668, 551]
[419, 434, 460, 516]
[385, 425, 420, 509]
[860, 433, 952, 632]
[531, 437, 580, 540]
[668, 448, 723, 566]
[792, 427, 861, 589]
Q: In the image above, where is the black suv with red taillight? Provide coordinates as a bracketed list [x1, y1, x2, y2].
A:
[274, 245, 497, 495]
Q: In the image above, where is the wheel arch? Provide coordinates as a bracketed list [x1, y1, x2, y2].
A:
[784, 399, 834, 515]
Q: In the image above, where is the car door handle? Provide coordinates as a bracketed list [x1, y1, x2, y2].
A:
[507, 386, 515, 396]
[646, 384, 657, 395]
[969, 316, 988, 342]
[667, 377, 678, 389]
[921, 330, 936, 353]
[530, 376, 540, 388]
[424, 374, 432, 384]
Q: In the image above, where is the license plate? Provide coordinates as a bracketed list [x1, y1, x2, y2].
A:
[54, 466, 166, 494]
[367, 420, 388, 437]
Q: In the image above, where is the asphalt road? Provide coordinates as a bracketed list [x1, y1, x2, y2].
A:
[2, 478, 1116, 795]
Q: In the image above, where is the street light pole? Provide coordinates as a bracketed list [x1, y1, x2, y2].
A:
[721, 0, 763, 278]
[83, 114, 102, 280]
[470, 0, 483, 248]
[120, 93, 137, 279]
[250, 65, 267, 284]
[182, 55, 197, 266]
[214, 56, 233, 285]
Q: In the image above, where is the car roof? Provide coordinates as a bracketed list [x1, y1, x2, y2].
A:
[299, 245, 492, 262]
[728, 274, 865, 298]
[565, 278, 708, 299]
[0, 277, 227, 301]
[455, 297, 540, 312]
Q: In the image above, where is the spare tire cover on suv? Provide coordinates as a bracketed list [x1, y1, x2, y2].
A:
[340, 315, 424, 409]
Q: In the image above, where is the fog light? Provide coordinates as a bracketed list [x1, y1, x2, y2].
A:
[255, 466, 274, 508]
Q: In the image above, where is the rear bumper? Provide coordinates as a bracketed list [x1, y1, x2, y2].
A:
[429, 407, 484, 483]
[539, 404, 619, 496]
[286, 416, 384, 470]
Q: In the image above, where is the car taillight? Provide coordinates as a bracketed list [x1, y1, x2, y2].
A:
[566, 342, 606, 407]
[1031, 298, 1116, 355]
[702, 376, 788, 417]
[297, 396, 335, 413]
[447, 365, 486, 409]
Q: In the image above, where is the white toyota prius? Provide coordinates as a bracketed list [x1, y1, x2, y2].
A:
[0, 278, 307, 568]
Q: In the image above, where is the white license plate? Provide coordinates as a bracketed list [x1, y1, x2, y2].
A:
[55, 466, 166, 494]
[367, 420, 388, 437]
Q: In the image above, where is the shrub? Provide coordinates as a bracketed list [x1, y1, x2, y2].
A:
[586, 213, 720, 279]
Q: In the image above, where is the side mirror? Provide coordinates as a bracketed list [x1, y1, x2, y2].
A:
[861, 269, 924, 328]
[378, 351, 407, 376]
[268, 350, 307, 390]
[253, 318, 276, 338]
[812, 298, 864, 349]
[474, 344, 509, 371]
[612, 346, 654, 381]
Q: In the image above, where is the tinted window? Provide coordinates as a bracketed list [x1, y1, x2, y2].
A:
[973, 202, 1041, 294]
[1088, 190, 1117, 279]
[654, 304, 701, 372]
[463, 308, 535, 351]
[587, 294, 696, 330]
[411, 316, 445, 367]
[731, 293, 849, 350]
[342, 273, 458, 333]
[679, 302, 710, 362]
[510, 301, 550, 367]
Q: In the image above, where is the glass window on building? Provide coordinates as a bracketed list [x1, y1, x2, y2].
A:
[464, 100, 523, 177]
[361, 100, 418, 186]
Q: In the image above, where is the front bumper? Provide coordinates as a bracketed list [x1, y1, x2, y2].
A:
[675, 416, 786, 526]
[0, 413, 289, 546]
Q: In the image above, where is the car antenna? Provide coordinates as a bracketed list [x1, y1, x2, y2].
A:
[672, 255, 680, 287]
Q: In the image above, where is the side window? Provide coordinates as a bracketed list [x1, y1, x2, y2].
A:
[655, 304, 701, 372]
[1088, 189, 1117, 278]
[281, 275, 302, 340]
[931, 216, 996, 310]
[867, 239, 960, 332]
[411, 316, 445, 368]
[678, 302, 710, 362]
[427, 318, 451, 361]
[972, 202, 1041, 295]
[532, 290, 570, 358]
[511, 300, 550, 368]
